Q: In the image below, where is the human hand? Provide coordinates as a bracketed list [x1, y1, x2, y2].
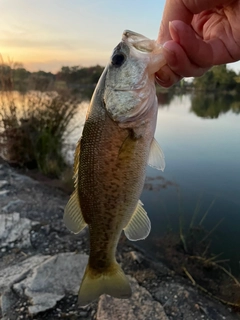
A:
[156, 0, 240, 87]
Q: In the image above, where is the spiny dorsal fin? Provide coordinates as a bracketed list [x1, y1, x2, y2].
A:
[148, 138, 165, 171]
[63, 190, 87, 234]
[73, 138, 81, 184]
[123, 200, 151, 241]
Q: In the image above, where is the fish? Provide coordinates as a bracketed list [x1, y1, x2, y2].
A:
[64, 30, 166, 306]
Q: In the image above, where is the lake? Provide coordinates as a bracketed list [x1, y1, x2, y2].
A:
[67, 92, 240, 275]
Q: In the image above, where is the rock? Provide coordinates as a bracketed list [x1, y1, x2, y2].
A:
[0, 190, 9, 197]
[0, 180, 8, 189]
[11, 172, 37, 184]
[97, 276, 169, 320]
[1, 199, 25, 213]
[28, 293, 65, 315]
[0, 212, 39, 248]
[12, 252, 88, 315]
[130, 251, 144, 264]
[0, 254, 50, 293]
[154, 280, 238, 320]
[1, 288, 18, 315]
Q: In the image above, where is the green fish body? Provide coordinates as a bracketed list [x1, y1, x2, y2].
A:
[64, 30, 166, 306]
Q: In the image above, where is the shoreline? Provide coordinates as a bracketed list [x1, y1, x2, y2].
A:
[0, 159, 239, 320]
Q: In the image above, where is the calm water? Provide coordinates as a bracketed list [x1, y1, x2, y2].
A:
[68, 93, 240, 274]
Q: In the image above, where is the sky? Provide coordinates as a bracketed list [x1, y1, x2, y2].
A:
[1, 0, 240, 74]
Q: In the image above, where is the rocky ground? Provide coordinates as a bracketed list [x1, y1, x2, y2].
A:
[0, 158, 240, 320]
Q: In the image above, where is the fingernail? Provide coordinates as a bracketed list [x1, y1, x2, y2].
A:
[163, 42, 174, 54]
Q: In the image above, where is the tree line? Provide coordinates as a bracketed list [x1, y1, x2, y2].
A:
[0, 62, 239, 93]
[192, 64, 240, 91]
[0, 64, 104, 94]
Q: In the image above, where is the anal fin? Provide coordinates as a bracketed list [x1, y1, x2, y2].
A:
[123, 200, 151, 241]
[64, 190, 87, 234]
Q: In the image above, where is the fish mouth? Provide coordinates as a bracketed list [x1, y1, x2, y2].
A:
[122, 30, 154, 53]
[122, 30, 149, 42]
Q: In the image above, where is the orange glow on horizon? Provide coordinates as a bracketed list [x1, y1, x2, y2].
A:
[0, 47, 109, 72]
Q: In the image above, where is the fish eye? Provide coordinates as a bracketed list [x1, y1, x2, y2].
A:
[111, 53, 125, 68]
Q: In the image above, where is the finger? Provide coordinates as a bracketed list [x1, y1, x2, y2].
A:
[169, 20, 214, 67]
[158, 0, 192, 43]
[162, 40, 210, 77]
[155, 64, 182, 88]
[171, 20, 238, 65]
[158, 0, 233, 43]
[183, 0, 235, 13]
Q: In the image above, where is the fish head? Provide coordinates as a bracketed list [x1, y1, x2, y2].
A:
[103, 30, 166, 123]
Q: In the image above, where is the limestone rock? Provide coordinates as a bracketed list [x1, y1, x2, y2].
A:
[1, 288, 18, 315]
[13, 252, 88, 315]
[2, 199, 25, 213]
[28, 293, 64, 315]
[0, 190, 9, 197]
[0, 254, 50, 293]
[97, 276, 169, 320]
[0, 212, 38, 248]
[0, 180, 8, 189]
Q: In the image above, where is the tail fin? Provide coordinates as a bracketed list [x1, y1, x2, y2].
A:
[78, 261, 132, 306]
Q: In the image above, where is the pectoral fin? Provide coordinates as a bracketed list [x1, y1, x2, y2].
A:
[63, 190, 87, 234]
[123, 200, 151, 241]
[148, 138, 165, 171]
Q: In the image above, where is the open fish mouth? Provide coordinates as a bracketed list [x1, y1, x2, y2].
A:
[122, 30, 150, 42]
[122, 30, 155, 53]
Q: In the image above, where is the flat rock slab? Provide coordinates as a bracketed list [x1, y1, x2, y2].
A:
[0, 255, 50, 294]
[12, 252, 88, 315]
[0, 212, 38, 248]
[97, 276, 169, 320]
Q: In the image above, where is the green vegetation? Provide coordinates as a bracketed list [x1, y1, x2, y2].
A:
[0, 59, 81, 178]
[0, 61, 104, 96]
[0, 91, 80, 177]
[193, 64, 240, 92]
[190, 92, 240, 118]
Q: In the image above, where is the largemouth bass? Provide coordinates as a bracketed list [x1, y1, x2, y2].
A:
[64, 30, 166, 306]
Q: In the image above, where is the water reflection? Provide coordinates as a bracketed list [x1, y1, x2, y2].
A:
[190, 92, 240, 118]
[140, 93, 240, 276]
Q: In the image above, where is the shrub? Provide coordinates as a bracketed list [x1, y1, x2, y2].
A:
[0, 91, 80, 178]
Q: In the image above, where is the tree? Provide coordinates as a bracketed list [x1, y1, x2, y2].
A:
[193, 65, 238, 91]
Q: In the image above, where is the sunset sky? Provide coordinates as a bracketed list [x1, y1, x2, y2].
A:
[1, 0, 240, 73]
